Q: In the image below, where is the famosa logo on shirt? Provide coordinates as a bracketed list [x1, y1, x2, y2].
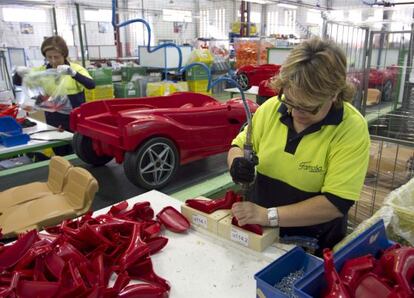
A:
[298, 161, 324, 173]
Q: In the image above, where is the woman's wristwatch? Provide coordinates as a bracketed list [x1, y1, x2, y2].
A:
[267, 207, 279, 227]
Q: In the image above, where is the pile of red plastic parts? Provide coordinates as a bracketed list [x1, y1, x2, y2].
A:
[0, 201, 190, 297]
[0, 104, 25, 124]
[323, 244, 414, 298]
[0, 104, 18, 119]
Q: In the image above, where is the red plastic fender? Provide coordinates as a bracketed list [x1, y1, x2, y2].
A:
[117, 283, 168, 298]
[156, 206, 190, 233]
[186, 190, 242, 214]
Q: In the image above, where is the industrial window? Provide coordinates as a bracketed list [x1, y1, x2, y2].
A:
[162, 9, 192, 23]
[2, 7, 47, 23]
[306, 10, 320, 24]
[214, 8, 226, 38]
[284, 9, 296, 34]
[250, 11, 261, 24]
[266, 10, 278, 35]
[84, 9, 112, 22]
[200, 9, 209, 38]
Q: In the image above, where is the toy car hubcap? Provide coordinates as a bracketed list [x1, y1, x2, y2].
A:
[139, 142, 176, 186]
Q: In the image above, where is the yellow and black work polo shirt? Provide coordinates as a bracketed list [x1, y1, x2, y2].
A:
[232, 96, 370, 252]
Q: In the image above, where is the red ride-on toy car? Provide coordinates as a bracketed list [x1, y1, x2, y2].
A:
[368, 65, 399, 102]
[235, 64, 281, 91]
[70, 92, 258, 190]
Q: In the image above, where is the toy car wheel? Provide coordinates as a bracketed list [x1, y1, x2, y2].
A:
[381, 80, 393, 102]
[236, 73, 250, 91]
[73, 132, 113, 166]
[124, 137, 179, 190]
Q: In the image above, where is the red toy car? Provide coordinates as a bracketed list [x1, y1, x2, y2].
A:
[368, 65, 399, 102]
[235, 64, 281, 91]
[70, 92, 258, 189]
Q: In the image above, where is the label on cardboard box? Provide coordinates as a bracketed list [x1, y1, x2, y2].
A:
[192, 214, 208, 228]
[231, 227, 249, 247]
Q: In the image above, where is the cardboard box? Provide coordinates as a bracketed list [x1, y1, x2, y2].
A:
[181, 198, 231, 234]
[218, 216, 278, 252]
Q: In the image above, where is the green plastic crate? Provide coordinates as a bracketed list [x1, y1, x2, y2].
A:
[121, 66, 147, 82]
[88, 68, 113, 86]
[113, 82, 140, 98]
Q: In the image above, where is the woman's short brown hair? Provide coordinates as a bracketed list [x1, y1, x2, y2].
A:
[270, 37, 355, 108]
[41, 36, 69, 58]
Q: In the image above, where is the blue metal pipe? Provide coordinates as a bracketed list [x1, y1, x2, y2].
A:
[111, 0, 183, 69]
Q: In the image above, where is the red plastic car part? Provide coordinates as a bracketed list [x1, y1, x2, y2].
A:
[117, 283, 168, 298]
[231, 217, 263, 235]
[156, 206, 190, 233]
[185, 190, 242, 214]
[354, 273, 393, 298]
[322, 249, 351, 298]
[380, 246, 414, 297]
[0, 230, 38, 271]
[127, 257, 170, 292]
[340, 254, 376, 293]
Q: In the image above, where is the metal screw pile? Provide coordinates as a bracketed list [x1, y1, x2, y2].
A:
[274, 268, 305, 298]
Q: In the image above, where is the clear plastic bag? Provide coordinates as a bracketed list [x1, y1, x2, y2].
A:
[384, 178, 414, 245]
[21, 69, 71, 113]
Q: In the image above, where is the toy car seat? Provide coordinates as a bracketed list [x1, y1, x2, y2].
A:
[0, 156, 72, 211]
[0, 167, 98, 238]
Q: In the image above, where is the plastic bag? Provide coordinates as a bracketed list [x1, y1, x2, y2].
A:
[21, 69, 71, 113]
[384, 178, 414, 245]
[187, 49, 214, 66]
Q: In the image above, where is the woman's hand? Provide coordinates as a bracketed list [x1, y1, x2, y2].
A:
[16, 66, 30, 77]
[57, 65, 76, 77]
[231, 201, 268, 226]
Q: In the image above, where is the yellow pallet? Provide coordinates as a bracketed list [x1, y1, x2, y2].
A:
[85, 84, 114, 102]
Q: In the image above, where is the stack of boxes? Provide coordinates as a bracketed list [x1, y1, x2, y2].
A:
[85, 67, 114, 102]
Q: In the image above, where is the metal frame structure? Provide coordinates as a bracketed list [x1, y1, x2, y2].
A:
[323, 20, 414, 227]
[323, 20, 370, 113]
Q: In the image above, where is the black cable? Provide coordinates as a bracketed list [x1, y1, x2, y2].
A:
[28, 129, 64, 135]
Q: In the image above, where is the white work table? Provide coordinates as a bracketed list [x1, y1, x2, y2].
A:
[224, 86, 259, 98]
[95, 190, 292, 298]
[0, 118, 73, 159]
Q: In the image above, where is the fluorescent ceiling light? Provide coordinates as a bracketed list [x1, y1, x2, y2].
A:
[277, 3, 298, 9]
